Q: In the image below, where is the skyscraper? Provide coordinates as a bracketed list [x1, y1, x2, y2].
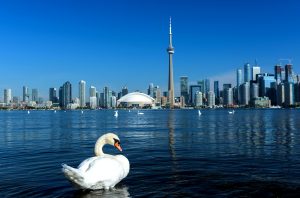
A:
[23, 86, 29, 102]
[204, 79, 210, 94]
[208, 91, 215, 108]
[180, 76, 189, 105]
[62, 81, 72, 109]
[244, 63, 251, 82]
[274, 65, 282, 84]
[236, 69, 242, 87]
[148, 83, 154, 97]
[285, 64, 293, 83]
[214, 81, 219, 98]
[122, 87, 128, 97]
[79, 80, 86, 107]
[90, 86, 97, 109]
[167, 17, 175, 108]
[4, 89, 12, 104]
[49, 88, 58, 103]
[252, 66, 261, 81]
[32, 89, 38, 102]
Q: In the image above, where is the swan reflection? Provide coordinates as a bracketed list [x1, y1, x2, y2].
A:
[73, 185, 130, 198]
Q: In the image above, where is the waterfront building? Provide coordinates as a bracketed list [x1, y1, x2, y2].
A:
[79, 80, 86, 108]
[257, 73, 276, 105]
[237, 69, 243, 87]
[49, 88, 58, 103]
[148, 83, 154, 97]
[250, 83, 259, 99]
[32, 89, 38, 102]
[214, 81, 219, 98]
[240, 82, 250, 106]
[274, 65, 282, 84]
[277, 83, 285, 106]
[117, 92, 155, 108]
[194, 91, 203, 107]
[103, 86, 109, 108]
[180, 76, 189, 105]
[223, 84, 232, 90]
[244, 63, 251, 82]
[61, 81, 72, 109]
[89, 86, 97, 109]
[223, 88, 233, 106]
[252, 66, 261, 81]
[4, 89, 12, 104]
[122, 87, 128, 97]
[208, 91, 215, 108]
[23, 86, 29, 102]
[285, 64, 293, 83]
[284, 82, 294, 106]
[167, 17, 175, 108]
[251, 97, 270, 108]
[189, 85, 201, 106]
[204, 79, 210, 94]
[294, 83, 300, 105]
[111, 96, 117, 108]
[197, 80, 205, 94]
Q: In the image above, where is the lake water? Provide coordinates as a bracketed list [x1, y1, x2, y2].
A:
[0, 109, 300, 197]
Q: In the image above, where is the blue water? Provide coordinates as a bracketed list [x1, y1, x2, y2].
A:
[0, 109, 300, 197]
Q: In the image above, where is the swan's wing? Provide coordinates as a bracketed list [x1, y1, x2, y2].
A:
[77, 156, 98, 172]
[83, 156, 126, 186]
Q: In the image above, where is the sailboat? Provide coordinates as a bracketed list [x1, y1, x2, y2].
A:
[198, 110, 202, 116]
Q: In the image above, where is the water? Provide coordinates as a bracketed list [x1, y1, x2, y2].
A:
[0, 109, 300, 197]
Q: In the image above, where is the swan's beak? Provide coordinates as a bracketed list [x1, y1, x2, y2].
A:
[114, 142, 122, 152]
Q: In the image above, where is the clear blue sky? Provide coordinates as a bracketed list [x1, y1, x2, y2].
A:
[0, 0, 299, 99]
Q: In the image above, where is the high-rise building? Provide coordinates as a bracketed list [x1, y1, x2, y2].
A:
[240, 82, 250, 105]
[23, 86, 29, 102]
[148, 83, 154, 97]
[4, 89, 12, 104]
[285, 64, 293, 83]
[79, 80, 86, 107]
[194, 91, 202, 107]
[244, 63, 251, 82]
[122, 87, 128, 97]
[277, 83, 285, 106]
[104, 86, 110, 108]
[208, 91, 215, 108]
[167, 17, 175, 108]
[204, 79, 210, 94]
[294, 83, 300, 104]
[250, 83, 259, 99]
[197, 80, 205, 93]
[49, 88, 58, 103]
[180, 76, 189, 105]
[189, 85, 201, 105]
[90, 86, 96, 97]
[252, 66, 261, 81]
[32, 89, 38, 102]
[284, 82, 294, 106]
[223, 88, 233, 106]
[214, 81, 219, 99]
[274, 65, 282, 84]
[61, 81, 72, 109]
[236, 69, 242, 87]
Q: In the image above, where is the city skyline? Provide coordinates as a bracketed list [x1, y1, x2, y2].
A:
[1, 0, 300, 98]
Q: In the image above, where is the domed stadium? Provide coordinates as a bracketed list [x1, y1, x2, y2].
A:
[117, 92, 155, 108]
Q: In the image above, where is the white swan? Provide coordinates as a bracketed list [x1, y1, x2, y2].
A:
[62, 133, 130, 190]
[114, 110, 118, 117]
[228, 110, 235, 114]
[198, 110, 201, 116]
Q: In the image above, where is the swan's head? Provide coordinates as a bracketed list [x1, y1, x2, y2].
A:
[104, 133, 122, 152]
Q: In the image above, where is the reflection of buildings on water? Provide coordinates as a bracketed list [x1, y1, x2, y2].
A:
[167, 110, 176, 161]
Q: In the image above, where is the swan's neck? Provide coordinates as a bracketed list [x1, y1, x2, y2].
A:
[94, 136, 108, 156]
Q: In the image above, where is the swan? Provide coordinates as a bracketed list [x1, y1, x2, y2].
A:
[198, 110, 201, 116]
[228, 110, 235, 114]
[27, 110, 30, 114]
[62, 133, 130, 190]
[114, 110, 118, 117]
[137, 111, 144, 115]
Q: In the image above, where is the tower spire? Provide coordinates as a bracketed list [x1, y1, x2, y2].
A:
[167, 17, 175, 108]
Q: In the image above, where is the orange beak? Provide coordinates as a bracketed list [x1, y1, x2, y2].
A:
[114, 142, 122, 152]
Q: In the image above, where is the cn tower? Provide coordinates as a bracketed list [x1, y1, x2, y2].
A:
[167, 17, 175, 108]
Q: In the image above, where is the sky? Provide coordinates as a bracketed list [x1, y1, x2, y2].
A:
[0, 0, 300, 99]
